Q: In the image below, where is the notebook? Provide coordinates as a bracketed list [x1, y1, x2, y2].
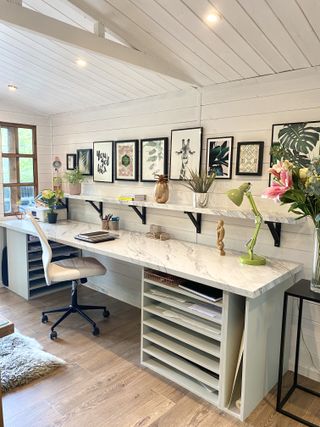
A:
[75, 231, 116, 243]
[179, 281, 223, 302]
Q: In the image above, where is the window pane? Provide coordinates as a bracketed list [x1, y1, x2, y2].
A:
[3, 186, 19, 214]
[2, 158, 17, 184]
[18, 128, 33, 154]
[1, 127, 16, 153]
[3, 187, 11, 214]
[19, 158, 34, 183]
[19, 186, 34, 207]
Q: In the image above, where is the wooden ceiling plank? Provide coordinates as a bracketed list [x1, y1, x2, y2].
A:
[0, 0, 196, 84]
[266, 0, 320, 66]
[239, 0, 310, 69]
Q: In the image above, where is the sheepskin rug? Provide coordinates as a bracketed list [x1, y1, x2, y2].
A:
[0, 332, 65, 392]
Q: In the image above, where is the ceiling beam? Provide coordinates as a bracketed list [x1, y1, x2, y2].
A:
[0, 0, 195, 84]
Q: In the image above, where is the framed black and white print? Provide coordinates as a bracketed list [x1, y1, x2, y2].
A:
[271, 121, 320, 168]
[169, 127, 202, 180]
[66, 154, 76, 170]
[236, 141, 264, 176]
[93, 141, 114, 183]
[206, 136, 233, 179]
[140, 137, 168, 182]
[115, 140, 139, 181]
[77, 148, 92, 175]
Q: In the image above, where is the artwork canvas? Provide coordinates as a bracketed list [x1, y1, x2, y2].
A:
[141, 137, 168, 182]
[207, 136, 233, 179]
[66, 154, 76, 170]
[77, 149, 92, 175]
[169, 127, 202, 180]
[93, 141, 114, 183]
[115, 140, 139, 181]
[271, 121, 320, 167]
[236, 141, 264, 176]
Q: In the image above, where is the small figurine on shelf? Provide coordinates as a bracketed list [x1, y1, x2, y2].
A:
[154, 174, 169, 204]
[216, 220, 225, 256]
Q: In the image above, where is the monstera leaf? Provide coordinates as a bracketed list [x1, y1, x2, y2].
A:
[208, 141, 229, 176]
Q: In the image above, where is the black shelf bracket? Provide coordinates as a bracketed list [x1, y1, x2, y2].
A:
[184, 212, 202, 234]
[130, 205, 147, 224]
[265, 221, 282, 247]
[85, 200, 103, 219]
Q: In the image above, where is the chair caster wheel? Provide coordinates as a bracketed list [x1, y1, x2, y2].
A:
[92, 326, 100, 336]
[50, 330, 58, 340]
[103, 309, 110, 318]
[42, 314, 48, 323]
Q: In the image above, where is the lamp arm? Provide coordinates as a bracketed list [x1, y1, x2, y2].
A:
[245, 191, 263, 259]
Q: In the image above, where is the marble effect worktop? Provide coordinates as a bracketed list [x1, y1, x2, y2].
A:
[0, 219, 302, 299]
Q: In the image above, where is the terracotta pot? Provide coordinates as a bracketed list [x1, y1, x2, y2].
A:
[154, 182, 169, 204]
[68, 183, 81, 195]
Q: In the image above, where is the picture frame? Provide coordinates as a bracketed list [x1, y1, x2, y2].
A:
[115, 140, 139, 181]
[206, 136, 233, 179]
[140, 137, 168, 182]
[66, 154, 76, 170]
[236, 141, 264, 176]
[77, 148, 92, 176]
[169, 127, 202, 180]
[271, 120, 320, 168]
[93, 141, 114, 183]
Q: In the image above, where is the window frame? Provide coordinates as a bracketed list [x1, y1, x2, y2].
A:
[0, 122, 38, 216]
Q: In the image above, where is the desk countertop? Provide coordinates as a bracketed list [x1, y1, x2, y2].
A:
[0, 219, 302, 299]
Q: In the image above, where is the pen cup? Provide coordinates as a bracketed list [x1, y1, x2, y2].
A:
[109, 220, 119, 231]
[101, 219, 109, 230]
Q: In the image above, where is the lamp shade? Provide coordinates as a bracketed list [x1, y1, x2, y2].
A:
[227, 183, 251, 207]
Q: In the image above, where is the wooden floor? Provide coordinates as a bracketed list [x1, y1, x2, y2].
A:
[0, 286, 318, 427]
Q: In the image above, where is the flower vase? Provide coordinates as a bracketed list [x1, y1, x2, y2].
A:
[311, 228, 320, 292]
[193, 192, 209, 208]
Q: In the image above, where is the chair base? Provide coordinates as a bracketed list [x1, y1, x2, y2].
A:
[41, 281, 109, 339]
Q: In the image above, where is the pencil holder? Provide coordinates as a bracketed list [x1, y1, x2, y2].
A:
[101, 219, 109, 230]
[109, 220, 119, 231]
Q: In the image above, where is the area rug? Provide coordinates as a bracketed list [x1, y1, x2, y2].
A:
[0, 332, 65, 392]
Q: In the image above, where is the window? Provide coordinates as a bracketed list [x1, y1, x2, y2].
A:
[0, 123, 38, 215]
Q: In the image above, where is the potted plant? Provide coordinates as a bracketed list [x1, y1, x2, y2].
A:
[182, 169, 216, 208]
[64, 169, 84, 195]
[40, 189, 64, 223]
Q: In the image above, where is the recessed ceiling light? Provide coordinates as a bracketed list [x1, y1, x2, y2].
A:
[76, 58, 87, 68]
[206, 13, 221, 24]
[8, 84, 17, 92]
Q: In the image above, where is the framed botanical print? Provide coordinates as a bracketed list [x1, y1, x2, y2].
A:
[93, 141, 114, 183]
[140, 137, 168, 182]
[236, 141, 264, 176]
[206, 136, 233, 179]
[115, 140, 139, 181]
[77, 148, 92, 175]
[271, 121, 320, 168]
[66, 154, 76, 170]
[169, 127, 202, 180]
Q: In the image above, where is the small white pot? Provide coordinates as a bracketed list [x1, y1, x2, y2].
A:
[193, 192, 209, 208]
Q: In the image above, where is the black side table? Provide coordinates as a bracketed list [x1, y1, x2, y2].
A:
[277, 279, 320, 427]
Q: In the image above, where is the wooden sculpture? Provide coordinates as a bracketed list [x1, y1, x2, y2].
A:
[216, 220, 226, 256]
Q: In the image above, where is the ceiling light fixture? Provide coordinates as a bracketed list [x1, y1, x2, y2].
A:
[76, 58, 87, 68]
[8, 84, 17, 92]
[206, 13, 221, 24]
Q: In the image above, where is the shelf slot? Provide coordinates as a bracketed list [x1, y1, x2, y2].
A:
[184, 211, 202, 233]
[85, 200, 103, 218]
[130, 205, 147, 224]
[265, 221, 281, 247]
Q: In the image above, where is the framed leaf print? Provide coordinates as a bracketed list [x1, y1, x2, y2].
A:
[207, 136, 233, 179]
[77, 148, 92, 176]
[115, 140, 139, 181]
[271, 121, 320, 168]
[93, 141, 114, 183]
[169, 127, 202, 180]
[140, 137, 168, 182]
[66, 154, 76, 170]
[236, 141, 264, 176]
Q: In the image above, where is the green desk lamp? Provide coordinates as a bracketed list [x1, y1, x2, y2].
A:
[227, 183, 266, 266]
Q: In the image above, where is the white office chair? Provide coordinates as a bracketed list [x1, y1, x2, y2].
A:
[28, 214, 109, 339]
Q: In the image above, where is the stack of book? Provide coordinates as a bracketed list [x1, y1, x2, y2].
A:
[117, 194, 147, 201]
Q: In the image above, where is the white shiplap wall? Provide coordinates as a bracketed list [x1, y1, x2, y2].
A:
[51, 66, 320, 382]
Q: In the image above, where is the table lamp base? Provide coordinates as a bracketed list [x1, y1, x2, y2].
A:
[240, 253, 266, 266]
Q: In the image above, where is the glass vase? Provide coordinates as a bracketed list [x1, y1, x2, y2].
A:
[311, 227, 320, 292]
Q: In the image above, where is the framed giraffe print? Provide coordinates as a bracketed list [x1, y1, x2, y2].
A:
[206, 136, 233, 179]
[169, 127, 203, 180]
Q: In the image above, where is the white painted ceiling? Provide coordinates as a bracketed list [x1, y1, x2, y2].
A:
[0, 0, 320, 115]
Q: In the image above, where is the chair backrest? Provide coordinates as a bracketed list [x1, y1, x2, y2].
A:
[27, 214, 53, 285]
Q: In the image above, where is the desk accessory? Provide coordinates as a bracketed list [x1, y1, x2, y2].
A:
[227, 183, 266, 265]
[216, 220, 225, 256]
[109, 217, 119, 231]
[75, 231, 116, 243]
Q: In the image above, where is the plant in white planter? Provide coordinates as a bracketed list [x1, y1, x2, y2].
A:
[64, 169, 85, 195]
[182, 169, 216, 208]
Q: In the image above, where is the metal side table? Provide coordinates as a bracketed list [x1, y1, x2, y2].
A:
[277, 279, 320, 427]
